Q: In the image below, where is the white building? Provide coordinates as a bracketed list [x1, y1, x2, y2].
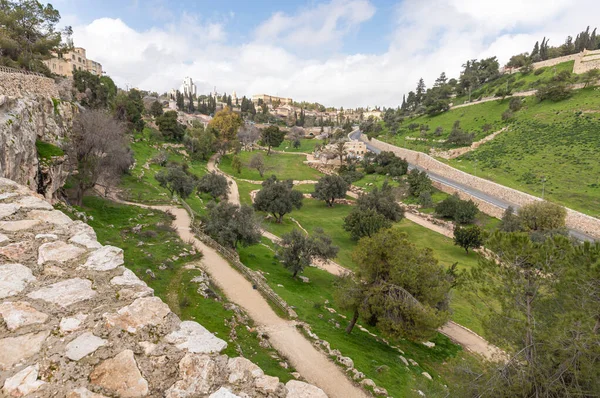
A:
[180, 77, 197, 97]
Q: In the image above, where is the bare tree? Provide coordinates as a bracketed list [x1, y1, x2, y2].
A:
[69, 110, 133, 205]
[249, 153, 267, 177]
[237, 124, 260, 150]
[334, 140, 347, 165]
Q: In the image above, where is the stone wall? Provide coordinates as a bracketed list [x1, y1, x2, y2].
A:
[574, 49, 600, 74]
[0, 72, 74, 199]
[0, 71, 59, 98]
[362, 134, 600, 239]
[532, 53, 580, 70]
[0, 178, 327, 398]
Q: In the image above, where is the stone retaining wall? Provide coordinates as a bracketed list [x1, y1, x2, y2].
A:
[0, 178, 326, 398]
[0, 71, 59, 98]
[362, 134, 600, 238]
[532, 53, 580, 70]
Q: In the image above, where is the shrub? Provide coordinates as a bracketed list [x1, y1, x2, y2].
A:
[502, 110, 514, 121]
[418, 191, 433, 208]
[509, 97, 523, 112]
[533, 68, 545, 76]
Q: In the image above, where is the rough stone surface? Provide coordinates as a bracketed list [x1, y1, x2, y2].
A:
[69, 232, 102, 249]
[166, 321, 228, 354]
[66, 332, 107, 361]
[0, 180, 329, 397]
[28, 209, 73, 225]
[28, 278, 96, 307]
[81, 245, 124, 271]
[0, 331, 49, 369]
[37, 240, 86, 265]
[0, 219, 40, 232]
[89, 349, 149, 398]
[0, 263, 36, 299]
[286, 380, 328, 398]
[0, 203, 19, 219]
[227, 357, 264, 384]
[60, 313, 88, 333]
[1, 364, 45, 396]
[0, 301, 48, 331]
[209, 387, 241, 398]
[105, 296, 171, 333]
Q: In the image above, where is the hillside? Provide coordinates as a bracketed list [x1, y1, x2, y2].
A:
[379, 86, 600, 216]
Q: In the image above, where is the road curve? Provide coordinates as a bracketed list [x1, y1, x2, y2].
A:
[348, 130, 595, 242]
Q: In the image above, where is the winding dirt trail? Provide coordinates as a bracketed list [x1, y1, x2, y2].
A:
[109, 196, 366, 398]
[208, 154, 240, 206]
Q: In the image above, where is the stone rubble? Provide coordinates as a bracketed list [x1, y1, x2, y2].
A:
[0, 179, 329, 397]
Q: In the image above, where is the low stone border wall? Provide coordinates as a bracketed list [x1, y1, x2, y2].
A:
[362, 134, 600, 238]
[0, 70, 59, 98]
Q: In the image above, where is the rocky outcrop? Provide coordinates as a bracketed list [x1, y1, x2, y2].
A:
[0, 178, 328, 397]
[0, 71, 75, 200]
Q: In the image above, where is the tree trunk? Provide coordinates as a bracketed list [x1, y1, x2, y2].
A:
[346, 310, 359, 334]
[267, 145, 271, 155]
[75, 184, 84, 206]
[292, 268, 298, 278]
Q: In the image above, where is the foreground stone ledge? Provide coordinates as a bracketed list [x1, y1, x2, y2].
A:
[0, 179, 328, 397]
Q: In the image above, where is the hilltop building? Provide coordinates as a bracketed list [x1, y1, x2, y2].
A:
[252, 94, 293, 105]
[43, 46, 103, 77]
[180, 77, 197, 97]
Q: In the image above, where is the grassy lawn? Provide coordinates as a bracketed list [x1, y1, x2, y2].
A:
[277, 138, 324, 153]
[448, 88, 600, 216]
[220, 151, 323, 181]
[63, 196, 294, 382]
[239, 241, 468, 397]
[353, 174, 401, 190]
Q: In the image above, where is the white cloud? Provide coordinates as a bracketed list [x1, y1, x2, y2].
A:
[72, 0, 600, 108]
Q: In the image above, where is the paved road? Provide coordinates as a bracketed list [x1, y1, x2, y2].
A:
[348, 130, 595, 242]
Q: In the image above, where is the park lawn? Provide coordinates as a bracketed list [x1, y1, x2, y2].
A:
[353, 174, 401, 190]
[448, 88, 600, 216]
[277, 138, 324, 153]
[220, 151, 323, 181]
[239, 242, 467, 397]
[65, 195, 294, 381]
[260, 199, 357, 270]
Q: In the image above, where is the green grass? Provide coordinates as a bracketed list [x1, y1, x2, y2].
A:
[239, 242, 467, 397]
[220, 151, 323, 181]
[36, 140, 64, 160]
[448, 88, 600, 216]
[277, 138, 324, 153]
[64, 195, 293, 381]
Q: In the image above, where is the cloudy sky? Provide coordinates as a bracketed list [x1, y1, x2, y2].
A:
[54, 0, 598, 108]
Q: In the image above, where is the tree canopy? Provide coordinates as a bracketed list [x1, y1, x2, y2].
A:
[278, 229, 338, 277]
[311, 175, 348, 207]
[253, 176, 303, 223]
[201, 201, 262, 250]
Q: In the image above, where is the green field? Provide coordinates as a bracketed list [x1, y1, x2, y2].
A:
[220, 151, 323, 181]
[379, 87, 600, 216]
[277, 138, 324, 153]
[64, 196, 295, 381]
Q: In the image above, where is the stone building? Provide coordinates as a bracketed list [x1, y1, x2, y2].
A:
[252, 94, 293, 105]
[180, 77, 197, 97]
[43, 47, 103, 78]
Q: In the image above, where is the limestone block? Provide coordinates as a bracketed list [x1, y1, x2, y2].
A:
[105, 296, 171, 333]
[0, 203, 19, 219]
[14, 196, 53, 210]
[254, 375, 282, 394]
[69, 232, 102, 249]
[81, 245, 124, 271]
[28, 278, 96, 307]
[0, 331, 49, 369]
[35, 233, 58, 240]
[60, 313, 88, 333]
[209, 387, 241, 398]
[89, 349, 149, 398]
[28, 210, 72, 225]
[66, 332, 107, 361]
[165, 354, 220, 397]
[227, 357, 264, 384]
[37, 241, 86, 265]
[0, 219, 41, 232]
[0, 241, 33, 261]
[285, 380, 328, 398]
[0, 263, 36, 299]
[2, 364, 45, 396]
[110, 268, 146, 286]
[0, 301, 48, 330]
[0, 232, 9, 243]
[165, 321, 227, 354]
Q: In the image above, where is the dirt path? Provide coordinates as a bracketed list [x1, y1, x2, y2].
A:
[208, 154, 240, 205]
[439, 321, 505, 361]
[110, 196, 366, 397]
